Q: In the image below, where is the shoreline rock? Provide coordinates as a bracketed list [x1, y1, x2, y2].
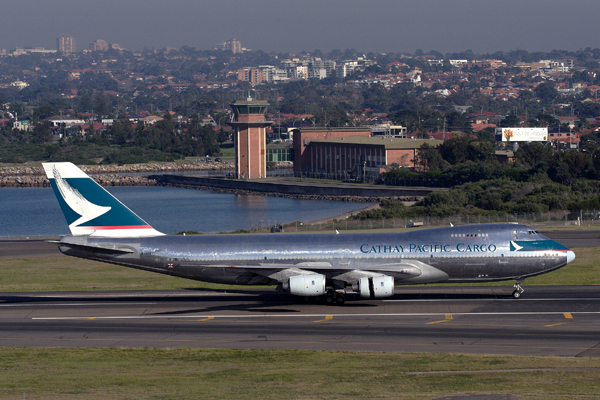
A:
[157, 182, 418, 203]
[0, 161, 293, 188]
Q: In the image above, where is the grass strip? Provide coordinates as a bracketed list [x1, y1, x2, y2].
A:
[1, 347, 599, 400]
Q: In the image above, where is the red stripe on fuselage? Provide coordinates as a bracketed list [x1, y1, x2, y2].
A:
[78, 225, 153, 230]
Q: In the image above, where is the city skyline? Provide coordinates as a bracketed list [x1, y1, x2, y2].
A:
[1, 0, 600, 55]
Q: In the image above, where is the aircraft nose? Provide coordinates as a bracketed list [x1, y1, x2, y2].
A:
[566, 250, 576, 264]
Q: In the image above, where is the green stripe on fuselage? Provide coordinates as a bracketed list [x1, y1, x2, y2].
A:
[511, 240, 569, 252]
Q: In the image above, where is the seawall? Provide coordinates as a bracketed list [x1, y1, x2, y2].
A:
[150, 174, 442, 202]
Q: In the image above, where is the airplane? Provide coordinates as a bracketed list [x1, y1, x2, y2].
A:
[42, 162, 576, 305]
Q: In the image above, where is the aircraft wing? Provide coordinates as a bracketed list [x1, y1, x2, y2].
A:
[219, 260, 449, 285]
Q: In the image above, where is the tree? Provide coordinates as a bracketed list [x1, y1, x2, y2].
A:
[514, 142, 555, 167]
[535, 82, 559, 103]
[31, 121, 53, 144]
[499, 115, 521, 127]
[416, 143, 449, 171]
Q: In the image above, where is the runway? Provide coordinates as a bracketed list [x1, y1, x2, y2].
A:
[2, 286, 600, 357]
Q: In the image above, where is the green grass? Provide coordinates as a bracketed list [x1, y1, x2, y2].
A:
[1, 347, 599, 399]
[219, 142, 234, 159]
[0, 246, 598, 292]
[0, 256, 235, 292]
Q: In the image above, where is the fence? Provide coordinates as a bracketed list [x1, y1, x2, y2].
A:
[250, 210, 600, 233]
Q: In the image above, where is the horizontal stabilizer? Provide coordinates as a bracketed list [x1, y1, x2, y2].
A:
[52, 239, 136, 255]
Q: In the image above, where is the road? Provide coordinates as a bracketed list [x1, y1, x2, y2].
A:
[1, 286, 600, 357]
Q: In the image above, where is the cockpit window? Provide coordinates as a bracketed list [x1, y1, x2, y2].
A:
[528, 230, 540, 235]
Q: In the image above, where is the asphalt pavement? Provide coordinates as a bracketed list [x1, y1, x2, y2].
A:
[2, 286, 600, 357]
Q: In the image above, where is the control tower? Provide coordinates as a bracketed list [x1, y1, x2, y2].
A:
[229, 98, 272, 179]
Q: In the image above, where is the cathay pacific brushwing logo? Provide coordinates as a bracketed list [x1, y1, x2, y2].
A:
[510, 241, 524, 251]
[53, 166, 111, 229]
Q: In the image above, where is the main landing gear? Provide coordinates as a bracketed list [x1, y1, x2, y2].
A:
[324, 288, 346, 305]
[512, 278, 525, 299]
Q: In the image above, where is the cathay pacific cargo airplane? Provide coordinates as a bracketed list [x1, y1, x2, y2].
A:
[43, 162, 575, 305]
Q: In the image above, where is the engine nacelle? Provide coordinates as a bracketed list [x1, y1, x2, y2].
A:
[355, 276, 394, 298]
[288, 274, 326, 297]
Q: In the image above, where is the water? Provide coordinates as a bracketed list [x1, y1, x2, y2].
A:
[0, 186, 369, 237]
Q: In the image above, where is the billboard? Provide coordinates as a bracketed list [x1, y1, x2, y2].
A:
[496, 127, 548, 142]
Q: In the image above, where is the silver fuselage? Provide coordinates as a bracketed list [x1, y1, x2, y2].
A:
[57, 223, 573, 288]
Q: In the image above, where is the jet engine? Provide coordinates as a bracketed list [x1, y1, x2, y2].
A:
[354, 276, 394, 298]
[287, 274, 326, 296]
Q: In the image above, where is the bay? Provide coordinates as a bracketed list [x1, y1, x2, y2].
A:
[0, 186, 369, 238]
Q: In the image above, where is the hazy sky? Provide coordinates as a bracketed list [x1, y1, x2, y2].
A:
[2, 0, 599, 54]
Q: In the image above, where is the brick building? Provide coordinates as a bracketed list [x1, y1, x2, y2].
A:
[229, 99, 272, 179]
[298, 136, 444, 179]
[292, 127, 372, 174]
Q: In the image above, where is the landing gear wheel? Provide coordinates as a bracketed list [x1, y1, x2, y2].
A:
[513, 278, 525, 299]
[335, 295, 346, 305]
[324, 295, 335, 305]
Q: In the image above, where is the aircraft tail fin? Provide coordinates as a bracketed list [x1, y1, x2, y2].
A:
[43, 162, 164, 237]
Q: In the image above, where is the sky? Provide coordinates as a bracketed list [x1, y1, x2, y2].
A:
[2, 0, 600, 55]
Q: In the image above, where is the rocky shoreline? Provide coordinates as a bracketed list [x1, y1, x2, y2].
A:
[0, 161, 292, 188]
[159, 182, 416, 203]
[0, 161, 407, 204]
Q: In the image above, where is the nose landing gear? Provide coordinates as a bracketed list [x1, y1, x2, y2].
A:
[512, 278, 525, 299]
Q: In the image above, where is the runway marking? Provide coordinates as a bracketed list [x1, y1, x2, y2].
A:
[3, 298, 599, 307]
[198, 317, 214, 322]
[427, 314, 453, 324]
[564, 313, 573, 319]
[545, 322, 567, 327]
[313, 315, 333, 323]
[384, 298, 600, 302]
[0, 302, 157, 307]
[32, 311, 600, 321]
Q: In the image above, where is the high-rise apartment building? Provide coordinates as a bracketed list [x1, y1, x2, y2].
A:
[90, 40, 109, 51]
[57, 35, 76, 55]
[215, 39, 242, 54]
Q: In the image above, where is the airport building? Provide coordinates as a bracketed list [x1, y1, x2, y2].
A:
[229, 99, 272, 179]
[298, 136, 444, 179]
[292, 127, 372, 174]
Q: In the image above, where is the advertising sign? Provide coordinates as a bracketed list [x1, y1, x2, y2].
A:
[496, 127, 548, 142]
